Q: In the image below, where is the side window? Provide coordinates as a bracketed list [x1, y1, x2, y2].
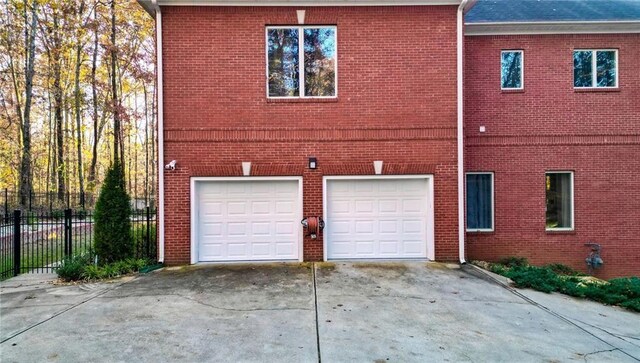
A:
[573, 50, 617, 88]
[501, 50, 523, 89]
[466, 173, 494, 231]
[545, 172, 574, 230]
[267, 26, 337, 98]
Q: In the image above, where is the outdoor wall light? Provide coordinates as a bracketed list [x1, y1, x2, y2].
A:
[308, 157, 318, 170]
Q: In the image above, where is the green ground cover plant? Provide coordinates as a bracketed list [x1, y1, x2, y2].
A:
[475, 258, 640, 312]
[57, 253, 151, 281]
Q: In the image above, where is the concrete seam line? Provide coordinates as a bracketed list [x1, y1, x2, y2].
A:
[464, 266, 640, 362]
[312, 263, 322, 363]
[0, 278, 134, 345]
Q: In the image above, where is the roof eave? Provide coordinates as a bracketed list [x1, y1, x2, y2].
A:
[138, 0, 156, 17]
[139, 0, 461, 15]
[465, 21, 640, 36]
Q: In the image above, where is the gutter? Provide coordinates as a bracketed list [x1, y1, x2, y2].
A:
[465, 20, 640, 36]
[457, 0, 471, 264]
[152, 0, 165, 263]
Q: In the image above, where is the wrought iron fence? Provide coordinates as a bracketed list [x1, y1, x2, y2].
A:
[0, 208, 157, 280]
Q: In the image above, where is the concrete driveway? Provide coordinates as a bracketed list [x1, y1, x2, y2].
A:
[1, 262, 638, 362]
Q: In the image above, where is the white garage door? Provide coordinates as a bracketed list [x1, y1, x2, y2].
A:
[326, 178, 430, 260]
[194, 179, 301, 262]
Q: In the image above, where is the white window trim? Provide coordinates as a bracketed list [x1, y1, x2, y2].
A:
[500, 50, 524, 90]
[465, 172, 495, 232]
[545, 171, 575, 231]
[322, 175, 435, 261]
[265, 25, 338, 99]
[573, 49, 618, 89]
[190, 176, 304, 264]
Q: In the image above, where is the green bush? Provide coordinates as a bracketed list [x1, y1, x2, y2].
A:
[50, 209, 64, 221]
[94, 160, 132, 264]
[504, 266, 562, 293]
[497, 256, 529, 268]
[57, 254, 92, 281]
[544, 263, 582, 276]
[82, 264, 105, 280]
[485, 258, 640, 312]
[79, 258, 150, 281]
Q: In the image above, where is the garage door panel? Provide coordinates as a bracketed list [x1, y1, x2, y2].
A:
[355, 220, 374, 233]
[251, 201, 270, 214]
[379, 241, 399, 254]
[378, 200, 399, 213]
[402, 199, 424, 213]
[196, 180, 300, 262]
[330, 220, 351, 234]
[326, 178, 429, 260]
[251, 242, 271, 257]
[379, 220, 398, 234]
[275, 201, 295, 214]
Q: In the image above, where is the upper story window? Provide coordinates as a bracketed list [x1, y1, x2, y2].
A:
[573, 50, 617, 88]
[266, 26, 337, 98]
[501, 50, 523, 90]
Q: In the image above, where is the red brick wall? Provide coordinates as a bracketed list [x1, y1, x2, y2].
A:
[464, 34, 640, 278]
[161, 6, 460, 264]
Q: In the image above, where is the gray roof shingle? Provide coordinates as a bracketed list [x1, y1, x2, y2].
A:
[466, 0, 640, 23]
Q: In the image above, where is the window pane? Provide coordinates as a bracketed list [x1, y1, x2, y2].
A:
[546, 173, 573, 229]
[573, 51, 593, 87]
[466, 174, 493, 230]
[267, 28, 299, 97]
[304, 28, 336, 97]
[596, 51, 616, 87]
[501, 51, 522, 89]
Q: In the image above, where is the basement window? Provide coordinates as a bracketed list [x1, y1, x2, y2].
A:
[266, 26, 337, 98]
[466, 172, 494, 232]
[545, 172, 574, 231]
[501, 50, 523, 89]
[574, 50, 617, 88]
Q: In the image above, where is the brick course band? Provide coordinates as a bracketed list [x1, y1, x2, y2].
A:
[165, 128, 457, 143]
[467, 134, 640, 147]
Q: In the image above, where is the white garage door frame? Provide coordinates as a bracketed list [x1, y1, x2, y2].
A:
[322, 175, 435, 261]
[190, 176, 304, 264]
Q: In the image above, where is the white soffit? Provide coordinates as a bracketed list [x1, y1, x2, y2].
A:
[139, 0, 461, 15]
[465, 21, 640, 35]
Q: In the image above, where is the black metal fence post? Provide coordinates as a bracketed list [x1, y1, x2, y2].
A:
[13, 210, 21, 276]
[64, 209, 73, 258]
[146, 206, 151, 258]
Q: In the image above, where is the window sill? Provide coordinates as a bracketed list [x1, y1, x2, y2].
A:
[545, 229, 576, 235]
[466, 229, 495, 234]
[574, 88, 620, 93]
[267, 97, 339, 103]
[501, 89, 524, 94]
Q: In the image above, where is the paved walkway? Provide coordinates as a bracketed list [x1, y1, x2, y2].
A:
[1, 263, 638, 362]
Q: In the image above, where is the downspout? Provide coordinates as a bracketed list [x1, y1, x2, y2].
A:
[457, 0, 470, 264]
[152, 0, 165, 263]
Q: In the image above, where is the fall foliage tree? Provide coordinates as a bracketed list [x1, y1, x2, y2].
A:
[0, 0, 156, 210]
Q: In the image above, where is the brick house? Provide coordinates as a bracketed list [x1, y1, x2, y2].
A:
[138, 0, 639, 278]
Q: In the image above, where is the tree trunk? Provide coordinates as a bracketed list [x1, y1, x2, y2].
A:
[88, 2, 100, 190]
[110, 0, 121, 166]
[52, 10, 66, 203]
[18, 0, 38, 209]
[74, 2, 85, 206]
